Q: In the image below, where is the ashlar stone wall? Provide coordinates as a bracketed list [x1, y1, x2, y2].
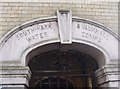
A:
[0, 1, 119, 38]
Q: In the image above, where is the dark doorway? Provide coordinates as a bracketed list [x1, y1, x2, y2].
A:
[28, 50, 99, 89]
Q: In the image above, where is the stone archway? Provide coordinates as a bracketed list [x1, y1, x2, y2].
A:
[0, 10, 119, 88]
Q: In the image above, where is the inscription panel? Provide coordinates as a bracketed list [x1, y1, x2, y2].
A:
[0, 22, 59, 61]
[72, 21, 118, 59]
[15, 22, 59, 43]
[0, 18, 118, 63]
[72, 22, 110, 43]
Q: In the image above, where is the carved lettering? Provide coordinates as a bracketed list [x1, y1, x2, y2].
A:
[76, 23, 109, 41]
[77, 23, 81, 29]
[81, 32, 101, 43]
[26, 32, 48, 43]
[16, 22, 53, 40]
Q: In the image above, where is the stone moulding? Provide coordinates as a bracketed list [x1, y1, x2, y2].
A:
[0, 16, 119, 46]
[0, 14, 119, 66]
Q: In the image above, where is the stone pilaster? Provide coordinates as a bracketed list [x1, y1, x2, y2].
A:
[95, 64, 120, 88]
[0, 66, 31, 89]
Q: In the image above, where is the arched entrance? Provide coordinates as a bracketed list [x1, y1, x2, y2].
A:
[28, 50, 99, 88]
[0, 10, 119, 88]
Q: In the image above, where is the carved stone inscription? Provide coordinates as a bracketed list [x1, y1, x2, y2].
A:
[0, 19, 118, 62]
[73, 22, 110, 43]
[15, 22, 58, 43]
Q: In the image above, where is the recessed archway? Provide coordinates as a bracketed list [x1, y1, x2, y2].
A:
[25, 42, 110, 88]
[28, 48, 99, 88]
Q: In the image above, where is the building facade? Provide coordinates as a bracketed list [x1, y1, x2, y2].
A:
[0, 0, 120, 89]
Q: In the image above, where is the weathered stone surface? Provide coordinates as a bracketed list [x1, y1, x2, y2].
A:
[0, 66, 31, 88]
[95, 64, 120, 87]
[0, 1, 119, 88]
[0, 15, 119, 66]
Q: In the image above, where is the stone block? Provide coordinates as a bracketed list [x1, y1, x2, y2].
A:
[0, 22, 9, 25]
[11, 6, 19, 10]
[28, 3, 42, 7]
[1, 3, 9, 6]
[0, 31, 3, 38]
[43, 3, 50, 7]
[8, 2, 23, 6]
[3, 7, 12, 10]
